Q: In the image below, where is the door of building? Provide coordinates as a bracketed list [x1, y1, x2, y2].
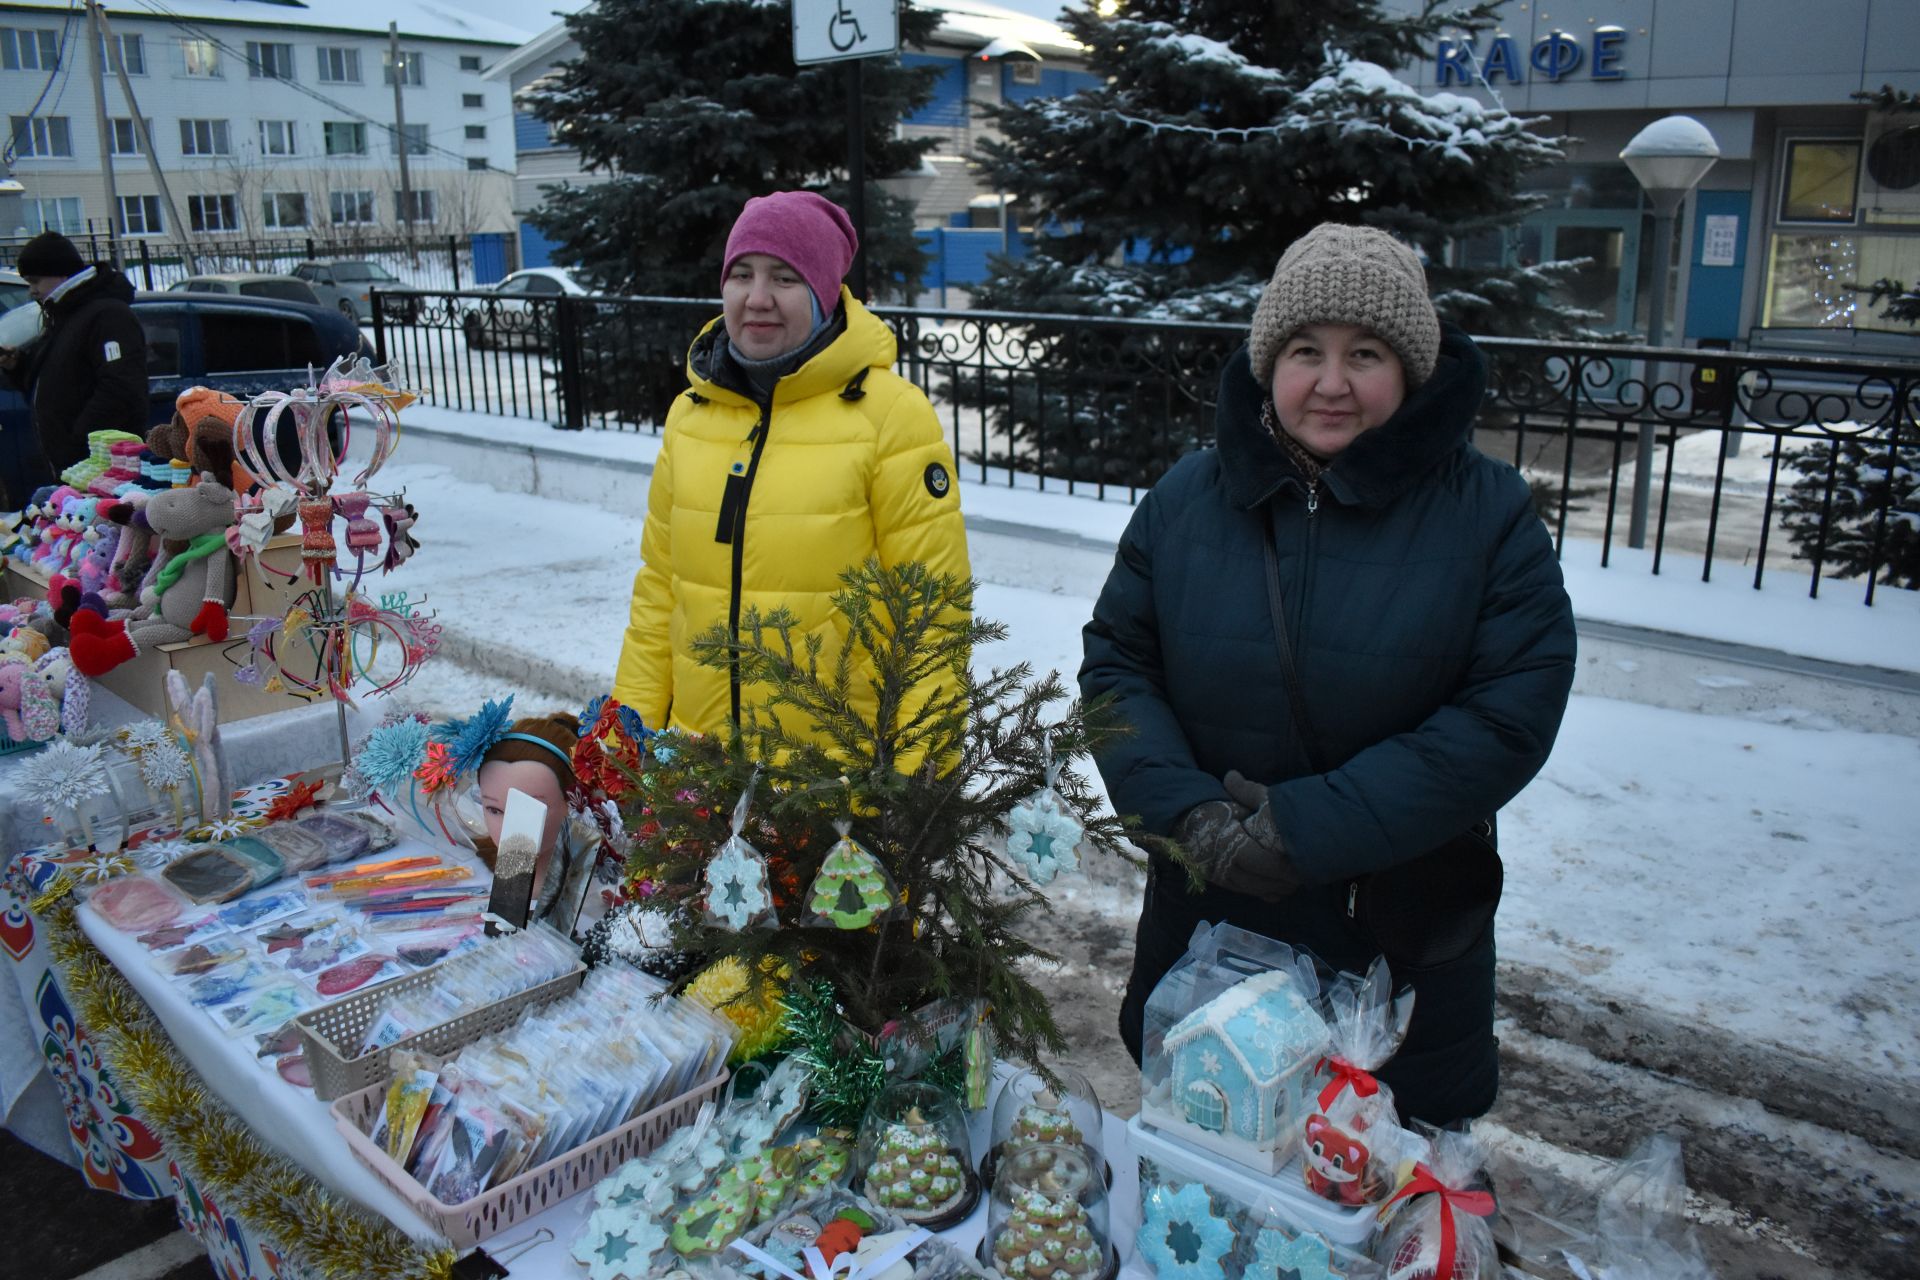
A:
[1522, 209, 1642, 335]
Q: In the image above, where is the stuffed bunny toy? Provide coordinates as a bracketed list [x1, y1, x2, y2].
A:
[166, 670, 226, 821]
[0, 657, 59, 742]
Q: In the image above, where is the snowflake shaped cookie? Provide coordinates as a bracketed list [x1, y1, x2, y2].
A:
[1137, 1181, 1234, 1280]
[1249, 1228, 1347, 1280]
[703, 835, 772, 931]
[572, 1205, 668, 1280]
[1005, 787, 1083, 886]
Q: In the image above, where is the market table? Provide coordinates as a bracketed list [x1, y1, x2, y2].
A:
[34, 820, 1163, 1280]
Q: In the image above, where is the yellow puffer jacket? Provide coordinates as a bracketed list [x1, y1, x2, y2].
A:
[612, 290, 970, 759]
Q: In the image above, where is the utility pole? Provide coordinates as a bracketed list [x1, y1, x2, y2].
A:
[95, 4, 188, 271]
[85, 0, 122, 266]
[388, 22, 415, 248]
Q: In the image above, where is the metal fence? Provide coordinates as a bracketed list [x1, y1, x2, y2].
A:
[372, 289, 1920, 605]
[1, 231, 492, 293]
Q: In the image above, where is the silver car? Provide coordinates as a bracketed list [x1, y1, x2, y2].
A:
[169, 273, 325, 308]
[291, 260, 415, 324]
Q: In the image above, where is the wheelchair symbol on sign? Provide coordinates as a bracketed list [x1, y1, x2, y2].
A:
[828, 0, 866, 51]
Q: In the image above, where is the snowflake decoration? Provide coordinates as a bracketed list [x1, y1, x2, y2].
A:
[1137, 1181, 1234, 1280]
[119, 721, 171, 752]
[1005, 786, 1084, 885]
[137, 740, 192, 793]
[1200, 1048, 1223, 1077]
[18, 740, 111, 813]
[191, 815, 261, 841]
[1250, 1228, 1347, 1280]
[703, 835, 772, 931]
[72, 852, 135, 883]
[129, 836, 195, 871]
[572, 1207, 667, 1280]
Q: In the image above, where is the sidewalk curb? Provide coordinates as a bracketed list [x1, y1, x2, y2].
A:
[1498, 959, 1920, 1160]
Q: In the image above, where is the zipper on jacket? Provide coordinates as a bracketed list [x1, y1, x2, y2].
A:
[726, 401, 774, 727]
[1293, 480, 1319, 654]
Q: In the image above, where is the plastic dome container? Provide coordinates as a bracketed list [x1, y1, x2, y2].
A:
[855, 1080, 979, 1229]
[983, 1064, 1108, 1190]
[981, 1142, 1115, 1280]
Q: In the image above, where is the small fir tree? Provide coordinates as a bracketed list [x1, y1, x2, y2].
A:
[608, 561, 1138, 1077]
[1780, 429, 1920, 589]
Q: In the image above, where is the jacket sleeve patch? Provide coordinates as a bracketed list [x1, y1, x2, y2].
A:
[103, 340, 122, 362]
[922, 461, 951, 499]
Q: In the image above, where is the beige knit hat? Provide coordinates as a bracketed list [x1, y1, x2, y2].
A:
[1248, 223, 1442, 388]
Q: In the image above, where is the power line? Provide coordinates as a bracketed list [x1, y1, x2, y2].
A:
[121, 0, 512, 174]
[4, 0, 83, 170]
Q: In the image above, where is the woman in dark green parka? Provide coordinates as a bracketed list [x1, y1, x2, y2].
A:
[1081, 224, 1576, 1125]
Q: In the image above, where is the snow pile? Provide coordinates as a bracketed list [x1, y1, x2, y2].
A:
[1135, 23, 1285, 81]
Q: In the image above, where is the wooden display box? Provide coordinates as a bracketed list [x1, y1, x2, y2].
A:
[5, 535, 314, 723]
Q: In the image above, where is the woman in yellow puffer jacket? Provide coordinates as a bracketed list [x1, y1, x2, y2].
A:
[611, 191, 971, 754]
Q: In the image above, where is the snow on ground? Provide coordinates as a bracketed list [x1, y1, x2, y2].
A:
[373, 418, 1920, 1084]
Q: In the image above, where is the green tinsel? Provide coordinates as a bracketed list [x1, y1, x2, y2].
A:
[782, 979, 970, 1129]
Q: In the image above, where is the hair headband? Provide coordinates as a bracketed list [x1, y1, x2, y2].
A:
[495, 731, 575, 773]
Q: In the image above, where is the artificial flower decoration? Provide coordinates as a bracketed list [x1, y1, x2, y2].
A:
[413, 741, 457, 794]
[191, 815, 262, 841]
[352, 718, 432, 798]
[119, 721, 171, 752]
[18, 739, 111, 814]
[135, 739, 193, 794]
[434, 695, 516, 779]
[265, 779, 325, 823]
[1137, 1182, 1235, 1280]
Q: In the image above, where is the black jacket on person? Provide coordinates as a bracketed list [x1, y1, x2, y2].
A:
[3, 265, 148, 480]
[1079, 324, 1576, 1125]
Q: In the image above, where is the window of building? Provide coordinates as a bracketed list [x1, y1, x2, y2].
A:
[179, 37, 219, 77]
[118, 193, 163, 235]
[394, 189, 436, 224]
[330, 189, 375, 225]
[29, 196, 83, 233]
[464, 124, 486, 141]
[317, 46, 360, 84]
[462, 93, 484, 109]
[1, 27, 60, 71]
[247, 41, 294, 80]
[109, 117, 147, 156]
[9, 115, 71, 158]
[324, 120, 367, 156]
[263, 192, 308, 230]
[395, 122, 429, 156]
[459, 54, 481, 72]
[466, 157, 488, 171]
[1008, 58, 1041, 85]
[383, 49, 423, 87]
[259, 119, 297, 156]
[179, 118, 231, 156]
[1763, 231, 1920, 332]
[1185, 1081, 1227, 1133]
[189, 193, 240, 233]
[1779, 139, 1861, 224]
[101, 32, 144, 74]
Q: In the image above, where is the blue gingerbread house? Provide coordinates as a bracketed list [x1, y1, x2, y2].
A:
[1163, 968, 1329, 1150]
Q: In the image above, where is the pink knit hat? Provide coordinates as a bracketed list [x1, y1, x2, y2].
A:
[721, 191, 859, 315]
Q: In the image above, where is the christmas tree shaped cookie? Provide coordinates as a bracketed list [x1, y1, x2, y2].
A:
[863, 1111, 966, 1221]
[1008, 1103, 1083, 1153]
[993, 1186, 1104, 1280]
[807, 833, 894, 930]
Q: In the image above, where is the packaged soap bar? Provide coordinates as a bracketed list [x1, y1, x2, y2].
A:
[91, 874, 187, 932]
[253, 823, 333, 874]
[163, 847, 261, 904]
[221, 836, 285, 884]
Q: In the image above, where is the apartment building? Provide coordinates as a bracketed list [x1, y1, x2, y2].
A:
[2, 0, 531, 242]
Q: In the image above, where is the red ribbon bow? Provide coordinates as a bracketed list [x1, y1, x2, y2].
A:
[1315, 1054, 1381, 1113]
[1384, 1162, 1496, 1279]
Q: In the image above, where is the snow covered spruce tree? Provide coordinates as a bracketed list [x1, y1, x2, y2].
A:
[968, 0, 1580, 485]
[519, 0, 942, 421]
[1780, 428, 1920, 590]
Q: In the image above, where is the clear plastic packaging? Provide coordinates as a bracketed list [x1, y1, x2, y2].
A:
[162, 846, 262, 904]
[1003, 753, 1084, 887]
[856, 1081, 978, 1227]
[803, 822, 897, 930]
[1139, 922, 1331, 1175]
[1374, 1126, 1499, 1280]
[981, 1142, 1112, 1280]
[704, 776, 775, 932]
[984, 1064, 1106, 1190]
[89, 873, 187, 932]
[1301, 957, 1415, 1207]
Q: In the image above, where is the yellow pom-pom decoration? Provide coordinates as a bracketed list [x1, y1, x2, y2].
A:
[686, 955, 791, 1064]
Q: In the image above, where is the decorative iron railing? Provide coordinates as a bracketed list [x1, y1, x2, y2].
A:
[371, 291, 1920, 605]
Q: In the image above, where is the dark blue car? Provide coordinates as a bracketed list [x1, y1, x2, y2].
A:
[1, 291, 368, 505]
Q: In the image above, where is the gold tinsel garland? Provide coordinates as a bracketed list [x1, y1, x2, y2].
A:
[42, 902, 458, 1280]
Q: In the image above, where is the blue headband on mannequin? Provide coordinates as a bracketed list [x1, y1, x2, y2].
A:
[495, 732, 573, 772]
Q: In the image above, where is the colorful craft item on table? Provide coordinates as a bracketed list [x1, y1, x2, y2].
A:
[258, 917, 328, 953]
[670, 1175, 756, 1256]
[304, 855, 440, 888]
[254, 1022, 304, 1060]
[88, 874, 185, 932]
[1136, 1181, 1235, 1280]
[264, 780, 325, 823]
[573, 1209, 669, 1280]
[135, 916, 217, 952]
[1164, 967, 1330, 1151]
[70, 851, 135, 884]
[166, 942, 247, 978]
[276, 1052, 312, 1088]
[160, 846, 258, 903]
[183, 963, 269, 1008]
[322, 865, 471, 898]
[212, 982, 310, 1037]
[213, 887, 306, 932]
[433, 696, 517, 782]
[1249, 1228, 1348, 1280]
[1005, 772, 1085, 887]
[252, 822, 331, 874]
[314, 953, 404, 997]
[805, 830, 894, 930]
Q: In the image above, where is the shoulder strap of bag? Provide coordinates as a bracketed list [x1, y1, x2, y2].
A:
[1259, 503, 1329, 775]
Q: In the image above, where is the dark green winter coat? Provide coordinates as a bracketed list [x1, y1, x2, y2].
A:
[1080, 324, 1575, 1124]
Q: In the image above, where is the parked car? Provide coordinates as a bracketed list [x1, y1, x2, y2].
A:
[0, 267, 28, 314]
[462, 267, 595, 350]
[0, 292, 368, 504]
[291, 260, 418, 325]
[167, 273, 326, 309]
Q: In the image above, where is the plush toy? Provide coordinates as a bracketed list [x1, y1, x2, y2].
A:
[0, 657, 59, 742]
[33, 647, 90, 737]
[150, 387, 251, 493]
[166, 670, 227, 821]
[68, 476, 239, 678]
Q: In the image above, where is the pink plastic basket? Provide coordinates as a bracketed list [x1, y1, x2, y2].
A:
[332, 1067, 729, 1249]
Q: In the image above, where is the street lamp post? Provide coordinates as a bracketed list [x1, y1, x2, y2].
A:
[1620, 116, 1720, 550]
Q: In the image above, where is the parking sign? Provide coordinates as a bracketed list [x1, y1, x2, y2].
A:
[792, 0, 898, 64]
